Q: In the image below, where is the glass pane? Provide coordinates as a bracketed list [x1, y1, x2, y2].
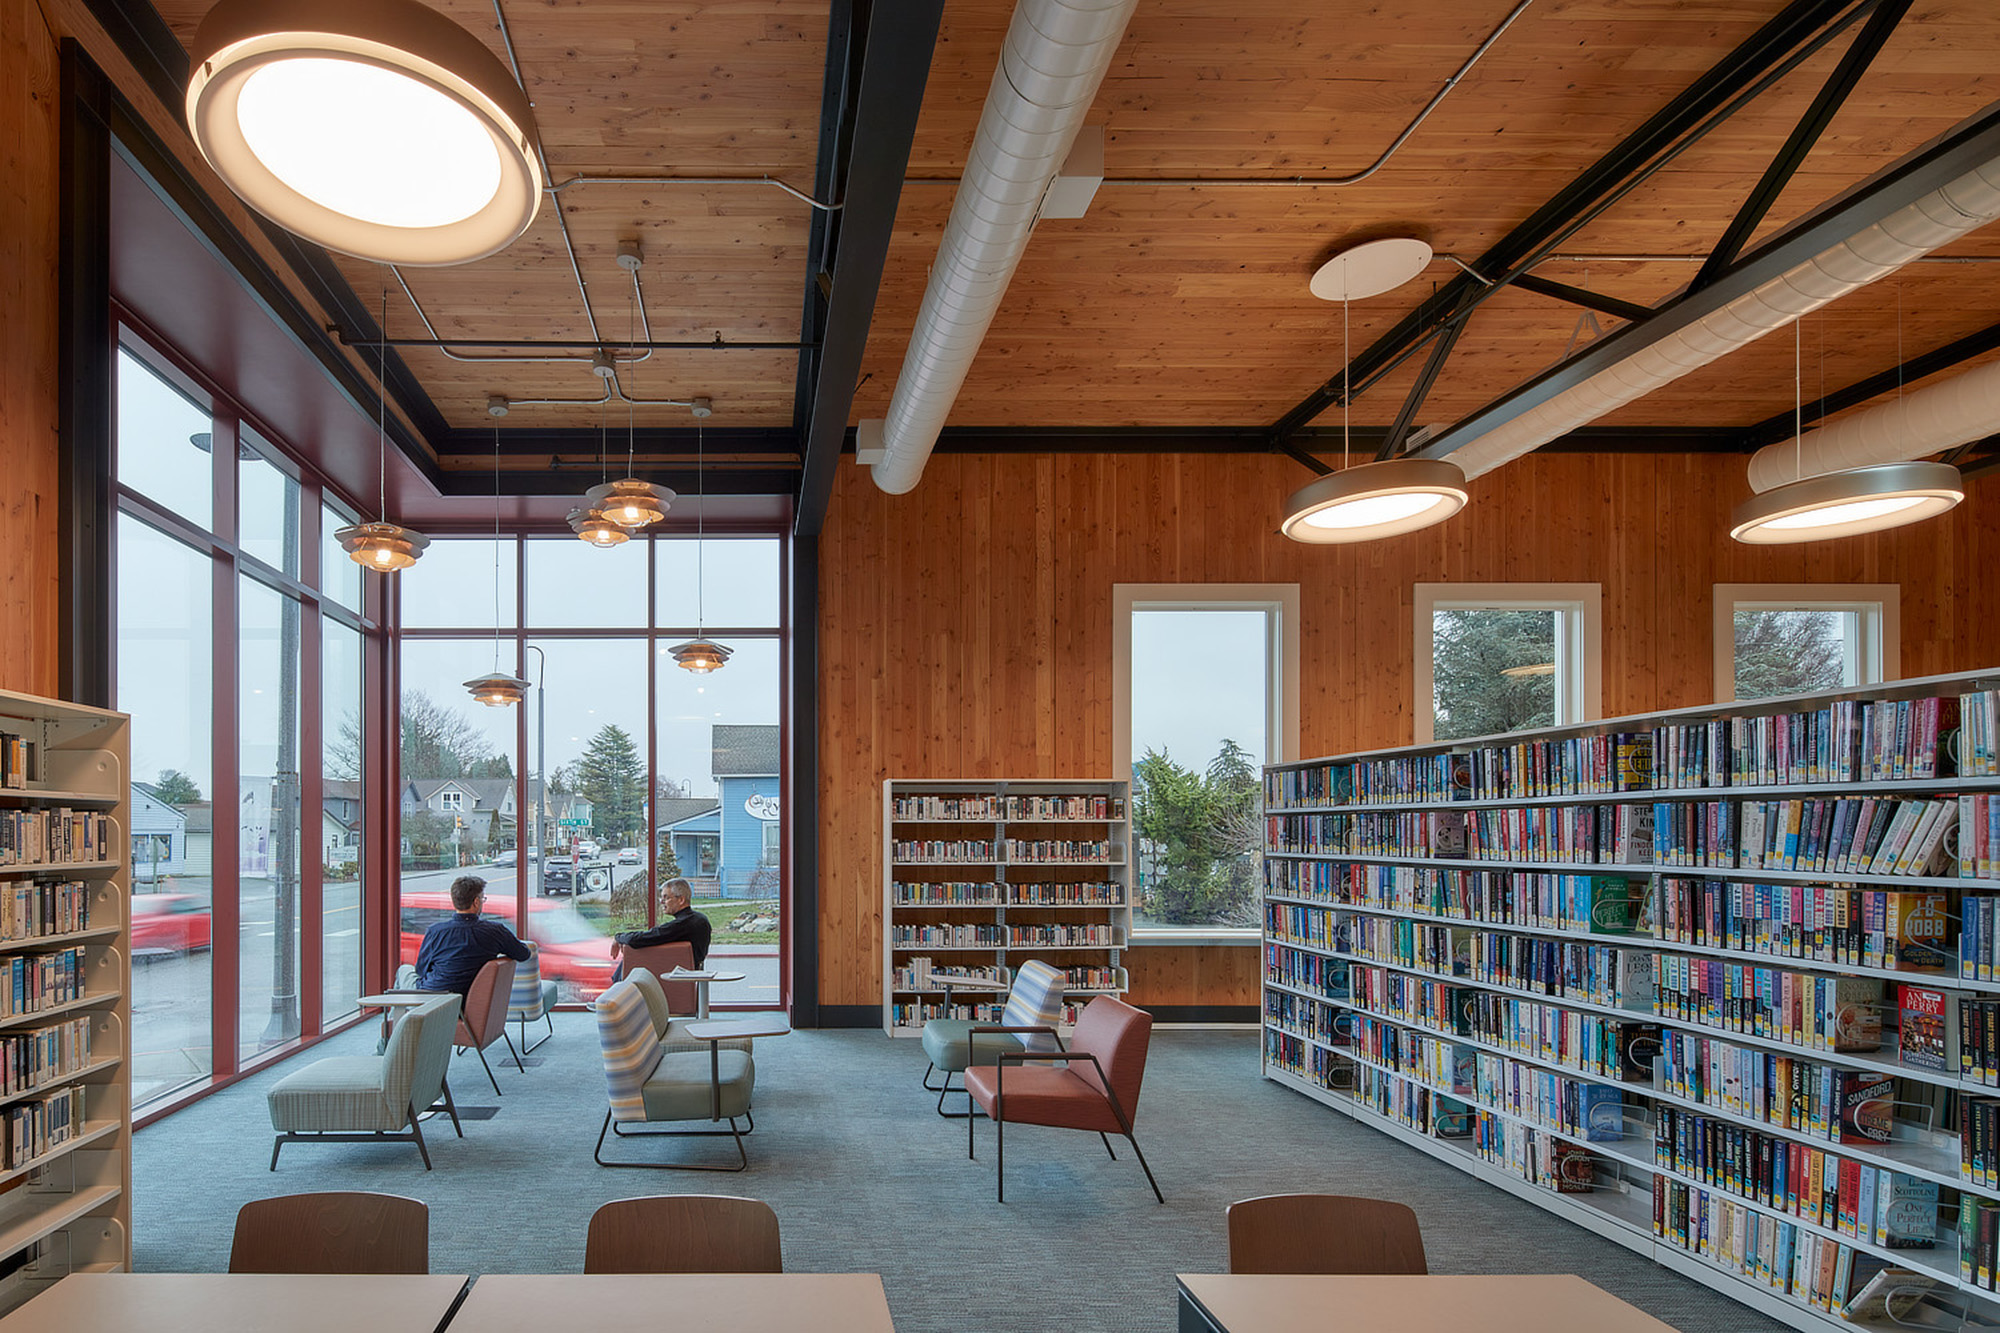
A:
[117, 347, 212, 529]
[240, 577, 304, 1061]
[117, 515, 215, 1106]
[322, 618, 364, 1023]
[400, 539, 514, 628]
[1733, 608, 1858, 701]
[1129, 608, 1268, 930]
[321, 501, 362, 610]
[656, 636, 782, 1008]
[526, 537, 647, 628]
[656, 536, 781, 629]
[238, 436, 301, 575]
[1431, 607, 1560, 741]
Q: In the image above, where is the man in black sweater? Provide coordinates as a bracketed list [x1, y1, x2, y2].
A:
[610, 875, 712, 969]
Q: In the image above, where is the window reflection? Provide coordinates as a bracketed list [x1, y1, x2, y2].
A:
[239, 435, 300, 575]
[323, 620, 365, 1021]
[117, 348, 213, 529]
[240, 577, 303, 1060]
[656, 537, 780, 628]
[527, 537, 647, 628]
[400, 539, 514, 628]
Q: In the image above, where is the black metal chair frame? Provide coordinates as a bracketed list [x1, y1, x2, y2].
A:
[513, 1005, 554, 1059]
[593, 1108, 757, 1172]
[967, 1036, 1163, 1204]
[270, 1080, 464, 1172]
[924, 1023, 1065, 1119]
[458, 1027, 522, 1096]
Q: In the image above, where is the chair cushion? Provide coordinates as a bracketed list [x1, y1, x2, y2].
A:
[922, 1019, 1027, 1073]
[1000, 961, 1067, 1053]
[640, 1049, 755, 1122]
[508, 957, 553, 1018]
[963, 1064, 1124, 1133]
[268, 1057, 395, 1132]
[627, 967, 674, 1035]
[595, 980, 665, 1121]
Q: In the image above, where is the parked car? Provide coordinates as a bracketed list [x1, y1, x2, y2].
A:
[130, 892, 212, 958]
[542, 859, 575, 895]
[616, 847, 642, 865]
[398, 890, 616, 1000]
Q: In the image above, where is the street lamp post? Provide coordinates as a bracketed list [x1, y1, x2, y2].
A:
[527, 644, 546, 892]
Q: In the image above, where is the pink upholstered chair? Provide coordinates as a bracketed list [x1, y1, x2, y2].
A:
[618, 941, 701, 1017]
[963, 995, 1162, 1203]
[455, 957, 519, 1097]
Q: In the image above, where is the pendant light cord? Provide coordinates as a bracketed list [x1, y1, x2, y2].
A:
[1794, 318, 1803, 484]
[1341, 294, 1350, 472]
[493, 424, 503, 670]
[695, 419, 706, 636]
[378, 287, 390, 522]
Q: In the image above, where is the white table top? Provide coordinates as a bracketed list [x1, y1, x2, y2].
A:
[451, 1274, 891, 1333]
[684, 1016, 792, 1041]
[0, 1273, 470, 1333]
[1175, 1274, 1682, 1333]
[666, 969, 748, 984]
[358, 992, 438, 1007]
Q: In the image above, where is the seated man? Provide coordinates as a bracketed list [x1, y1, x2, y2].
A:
[610, 875, 712, 971]
[413, 874, 534, 996]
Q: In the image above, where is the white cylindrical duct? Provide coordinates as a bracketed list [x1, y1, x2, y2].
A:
[869, 0, 1138, 495]
[1442, 154, 2000, 480]
[1747, 354, 2000, 491]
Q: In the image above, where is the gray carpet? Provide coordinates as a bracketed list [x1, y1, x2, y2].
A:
[134, 1017, 1786, 1333]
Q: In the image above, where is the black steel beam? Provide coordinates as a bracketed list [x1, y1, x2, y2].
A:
[342, 337, 816, 353]
[439, 426, 801, 458]
[910, 424, 1743, 456]
[430, 467, 799, 499]
[1510, 275, 1653, 325]
[1737, 319, 2000, 449]
[1269, 0, 1863, 446]
[1380, 303, 1474, 459]
[1695, 0, 1911, 290]
[1414, 101, 2000, 466]
[793, 0, 946, 538]
[785, 533, 820, 1026]
[58, 43, 115, 710]
[794, 1, 859, 442]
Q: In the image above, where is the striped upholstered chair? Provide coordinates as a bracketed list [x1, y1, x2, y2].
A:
[506, 951, 559, 1058]
[919, 959, 1066, 1117]
[267, 991, 462, 1170]
[593, 977, 756, 1171]
[626, 967, 752, 1058]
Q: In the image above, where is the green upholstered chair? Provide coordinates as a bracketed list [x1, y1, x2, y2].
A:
[267, 991, 462, 1170]
[626, 967, 753, 1057]
[593, 976, 756, 1171]
[920, 959, 1066, 1117]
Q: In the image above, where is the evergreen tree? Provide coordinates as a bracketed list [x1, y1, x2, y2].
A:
[1131, 741, 1261, 926]
[1431, 608, 1558, 740]
[574, 724, 646, 845]
[1732, 610, 1846, 700]
[152, 769, 202, 805]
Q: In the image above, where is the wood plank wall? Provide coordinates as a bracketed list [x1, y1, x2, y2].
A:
[817, 451, 2000, 1011]
[0, 2, 60, 697]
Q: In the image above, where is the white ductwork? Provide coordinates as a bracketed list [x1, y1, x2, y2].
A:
[1442, 155, 2000, 481]
[1747, 355, 2000, 490]
[868, 0, 1139, 495]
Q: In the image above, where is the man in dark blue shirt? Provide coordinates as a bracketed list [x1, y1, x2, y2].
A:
[414, 874, 533, 996]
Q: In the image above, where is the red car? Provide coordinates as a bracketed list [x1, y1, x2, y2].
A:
[130, 893, 213, 957]
[397, 890, 618, 1001]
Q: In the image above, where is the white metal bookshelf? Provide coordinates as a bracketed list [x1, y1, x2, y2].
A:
[1263, 668, 2000, 1333]
[0, 689, 132, 1313]
[882, 779, 1132, 1036]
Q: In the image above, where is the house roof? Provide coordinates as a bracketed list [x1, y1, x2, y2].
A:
[656, 797, 721, 829]
[406, 777, 515, 809]
[712, 725, 779, 778]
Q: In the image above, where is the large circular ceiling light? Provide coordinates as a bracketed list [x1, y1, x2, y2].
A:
[1280, 458, 1469, 543]
[1729, 461, 1964, 544]
[186, 0, 544, 265]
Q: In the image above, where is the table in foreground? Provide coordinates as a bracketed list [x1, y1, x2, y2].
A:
[450, 1273, 894, 1333]
[1175, 1274, 1683, 1333]
[0, 1273, 471, 1333]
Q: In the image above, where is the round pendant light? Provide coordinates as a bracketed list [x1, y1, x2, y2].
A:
[1309, 237, 1435, 302]
[1280, 458, 1469, 543]
[568, 505, 629, 547]
[1729, 460, 1964, 544]
[668, 638, 733, 674]
[463, 671, 530, 708]
[186, 0, 544, 266]
[584, 479, 675, 529]
[335, 519, 430, 570]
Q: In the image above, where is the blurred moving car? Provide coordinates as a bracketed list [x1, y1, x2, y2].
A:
[398, 890, 616, 1000]
[492, 849, 517, 867]
[616, 847, 642, 865]
[131, 893, 213, 958]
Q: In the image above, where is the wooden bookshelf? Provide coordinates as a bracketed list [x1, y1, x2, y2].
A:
[1263, 669, 2000, 1333]
[882, 779, 1132, 1036]
[0, 689, 131, 1314]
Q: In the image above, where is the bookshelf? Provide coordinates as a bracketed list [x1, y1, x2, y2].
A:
[882, 779, 1132, 1036]
[0, 689, 131, 1314]
[1262, 669, 2000, 1333]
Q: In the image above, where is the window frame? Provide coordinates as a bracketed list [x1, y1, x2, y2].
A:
[1113, 583, 1301, 946]
[1711, 583, 1900, 703]
[1413, 582, 1603, 744]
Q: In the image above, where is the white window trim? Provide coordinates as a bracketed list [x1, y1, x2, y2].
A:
[1114, 583, 1301, 946]
[438, 790, 463, 812]
[1413, 583, 1603, 745]
[1712, 583, 1900, 703]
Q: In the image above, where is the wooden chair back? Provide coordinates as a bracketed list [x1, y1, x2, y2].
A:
[456, 956, 518, 1051]
[229, 1192, 429, 1273]
[620, 941, 699, 1016]
[584, 1195, 782, 1273]
[1226, 1194, 1427, 1274]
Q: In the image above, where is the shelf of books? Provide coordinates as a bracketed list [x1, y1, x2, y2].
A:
[0, 689, 131, 1313]
[883, 779, 1132, 1037]
[1263, 669, 2000, 1333]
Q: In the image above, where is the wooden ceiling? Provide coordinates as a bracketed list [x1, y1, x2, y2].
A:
[135, 0, 2000, 516]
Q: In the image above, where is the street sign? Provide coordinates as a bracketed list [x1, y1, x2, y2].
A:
[558, 817, 589, 828]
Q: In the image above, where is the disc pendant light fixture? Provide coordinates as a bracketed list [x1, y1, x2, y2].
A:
[669, 407, 732, 675]
[185, 0, 544, 266]
[586, 283, 676, 528]
[466, 426, 529, 708]
[335, 291, 430, 570]
[571, 397, 629, 547]
[1283, 237, 1467, 544]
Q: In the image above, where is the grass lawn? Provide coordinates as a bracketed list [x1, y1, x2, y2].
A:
[578, 897, 779, 946]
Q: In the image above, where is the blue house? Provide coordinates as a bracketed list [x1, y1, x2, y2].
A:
[712, 725, 780, 898]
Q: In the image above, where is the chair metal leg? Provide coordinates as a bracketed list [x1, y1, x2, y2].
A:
[922, 1061, 946, 1092]
[1101, 1131, 1118, 1159]
[996, 1104, 1005, 1203]
[503, 1028, 524, 1073]
[514, 1010, 554, 1055]
[1125, 1132, 1163, 1202]
[968, 1096, 976, 1159]
[593, 1108, 750, 1171]
[269, 1136, 282, 1171]
[409, 1104, 433, 1170]
[474, 1044, 502, 1097]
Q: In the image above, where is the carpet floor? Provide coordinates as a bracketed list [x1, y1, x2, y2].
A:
[133, 1016, 1788, 1333]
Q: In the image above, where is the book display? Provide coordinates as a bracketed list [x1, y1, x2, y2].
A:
[0, 690, 131, 1313]
[1262, 671, 2000, 1333]
[882, 780, 1131, 1036]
